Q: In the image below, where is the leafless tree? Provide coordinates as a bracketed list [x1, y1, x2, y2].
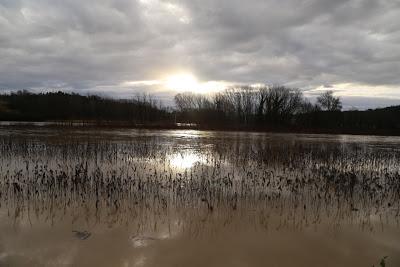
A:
[262, 85, 304, 123]
[174, 93, 196, 111]
[317, 91, 342, 111]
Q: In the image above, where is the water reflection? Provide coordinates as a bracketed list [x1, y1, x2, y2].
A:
[168, 151, 206, 170]
[1, 128, 400, 266]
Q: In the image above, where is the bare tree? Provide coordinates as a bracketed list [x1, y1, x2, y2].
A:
[214, 92, 234, 115]
[174, 92, 213, 112]
[299, 99, 320, 113]
[222, 86, 257, 124]
[173, 84, 308, 126]
[256, 86, 269, 122]
[262, 86, 304, 123]
[317, 91, 342, 111]
[174, 93, 196, 111]
[194, 94, 213, 110]
[241, 86, 256, 125]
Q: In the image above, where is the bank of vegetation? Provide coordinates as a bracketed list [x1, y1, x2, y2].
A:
[0, 87, 399, 134]
[0, 90, 169, 124]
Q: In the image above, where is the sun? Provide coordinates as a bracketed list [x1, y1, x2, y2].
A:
[165, 73, 201, 93]
[163, 72, 228, 94]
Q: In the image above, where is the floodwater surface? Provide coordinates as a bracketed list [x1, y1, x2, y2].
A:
[0, 127, 400, 266]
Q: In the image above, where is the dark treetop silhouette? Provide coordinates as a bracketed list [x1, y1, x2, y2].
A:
[0, 87, 399, 134]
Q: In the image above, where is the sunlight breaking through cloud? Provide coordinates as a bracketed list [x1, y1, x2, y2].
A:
[0, 0, 400, 108]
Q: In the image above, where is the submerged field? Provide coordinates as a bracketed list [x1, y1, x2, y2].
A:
[0, 127, 399, 266]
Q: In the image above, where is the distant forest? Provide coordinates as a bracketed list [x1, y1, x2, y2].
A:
[0, 90, 169, 124]
[0, 88, 399, 134]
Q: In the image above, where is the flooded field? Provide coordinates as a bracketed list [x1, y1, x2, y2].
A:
[0, 127, 400, 266]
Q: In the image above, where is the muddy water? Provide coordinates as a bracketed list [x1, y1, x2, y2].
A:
[0, 127, 399, 266]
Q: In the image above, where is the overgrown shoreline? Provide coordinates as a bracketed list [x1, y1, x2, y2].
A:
[1, 89, 400, 136]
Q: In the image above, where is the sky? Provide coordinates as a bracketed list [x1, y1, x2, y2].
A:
[0, 0, 400, 109]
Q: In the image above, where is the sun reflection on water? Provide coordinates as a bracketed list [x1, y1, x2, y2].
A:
[168, 151, 204, 169]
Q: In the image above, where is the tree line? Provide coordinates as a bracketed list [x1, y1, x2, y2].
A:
[174, 85, 342, 126]
[173, 85, 399, 134]
[0, 87, 399, 134]
[0, 90, 169, 124]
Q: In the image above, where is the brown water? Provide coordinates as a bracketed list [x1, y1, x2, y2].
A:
[0, 127, 400, 266]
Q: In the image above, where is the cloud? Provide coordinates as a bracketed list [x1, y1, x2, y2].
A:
[0, 0, 399, 108]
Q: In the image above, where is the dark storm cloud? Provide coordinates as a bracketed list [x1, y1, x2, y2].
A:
[0, 0, 399, 107]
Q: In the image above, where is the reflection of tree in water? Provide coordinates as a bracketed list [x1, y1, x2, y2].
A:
[0, 134, 399, 234]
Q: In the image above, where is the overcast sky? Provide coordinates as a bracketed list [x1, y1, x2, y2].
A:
[1, 0, 399, 109]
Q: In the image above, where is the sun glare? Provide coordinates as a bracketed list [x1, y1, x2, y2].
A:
[163, 72, 228, 94]
[165, 73, 201, 93]
[168, 151, 204, 170]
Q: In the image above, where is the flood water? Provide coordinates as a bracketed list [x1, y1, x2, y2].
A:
[0, 126, 400, 266]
